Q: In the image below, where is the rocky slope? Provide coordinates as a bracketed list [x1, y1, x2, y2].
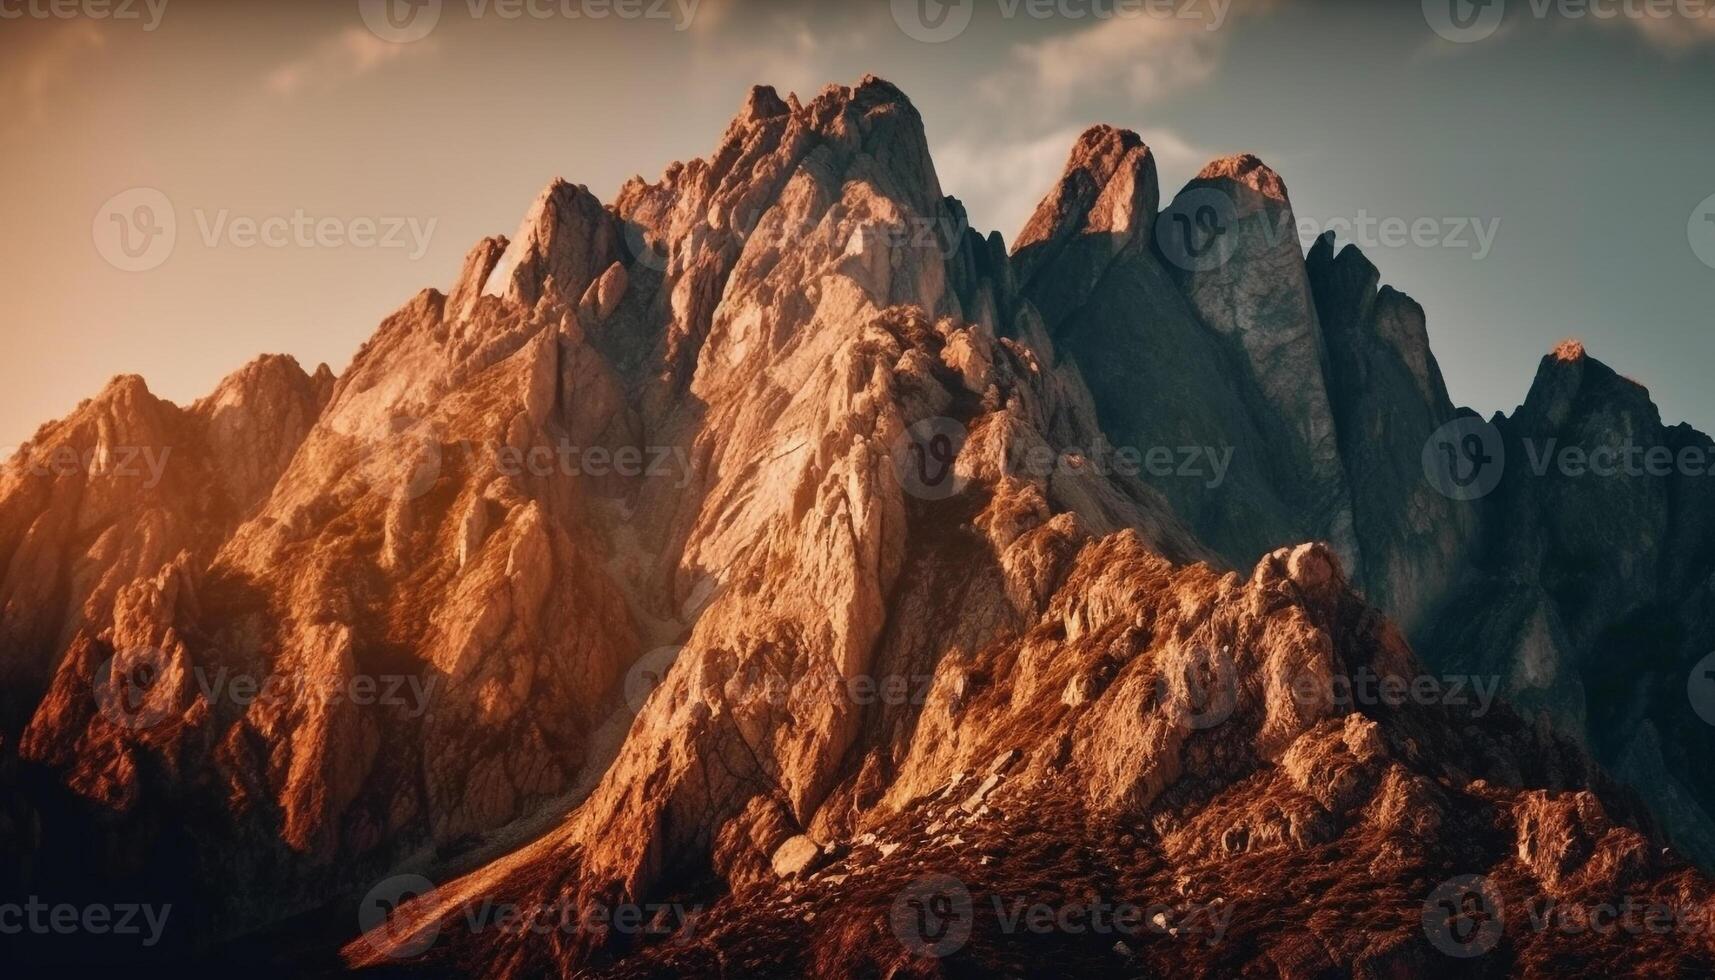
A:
[2, 76, 1711, 976]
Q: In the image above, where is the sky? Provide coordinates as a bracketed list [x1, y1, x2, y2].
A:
[2, 0, 1713, 448]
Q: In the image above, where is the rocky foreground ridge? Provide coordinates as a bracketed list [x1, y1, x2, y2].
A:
[1, 77, 1711, 976]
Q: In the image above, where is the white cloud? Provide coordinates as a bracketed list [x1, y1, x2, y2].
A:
[935, 125, 1211, 243]
[983, 15, 1228, 114]
[265, 28, 435, 98]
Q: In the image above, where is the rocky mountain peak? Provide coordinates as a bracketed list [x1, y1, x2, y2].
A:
[482, 178, 619, 312]
[1016, 124, 1157, 260]
[1553, 336, 1588, 362]
[1193, 151, 1291, 205]
[737, 83, 790, 125]
[1011, 125, 1159, 329]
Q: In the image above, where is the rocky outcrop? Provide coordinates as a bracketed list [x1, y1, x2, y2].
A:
[1421, 345, 1715, 866]
[0, 356, 331, 732]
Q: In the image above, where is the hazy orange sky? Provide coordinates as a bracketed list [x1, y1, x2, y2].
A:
[3, 0, 1713, 448]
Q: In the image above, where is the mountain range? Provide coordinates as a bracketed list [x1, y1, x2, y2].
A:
[3, 76, 1712, 977]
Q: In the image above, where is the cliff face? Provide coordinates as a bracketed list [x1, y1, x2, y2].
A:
[2, 76, 1711, 975]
